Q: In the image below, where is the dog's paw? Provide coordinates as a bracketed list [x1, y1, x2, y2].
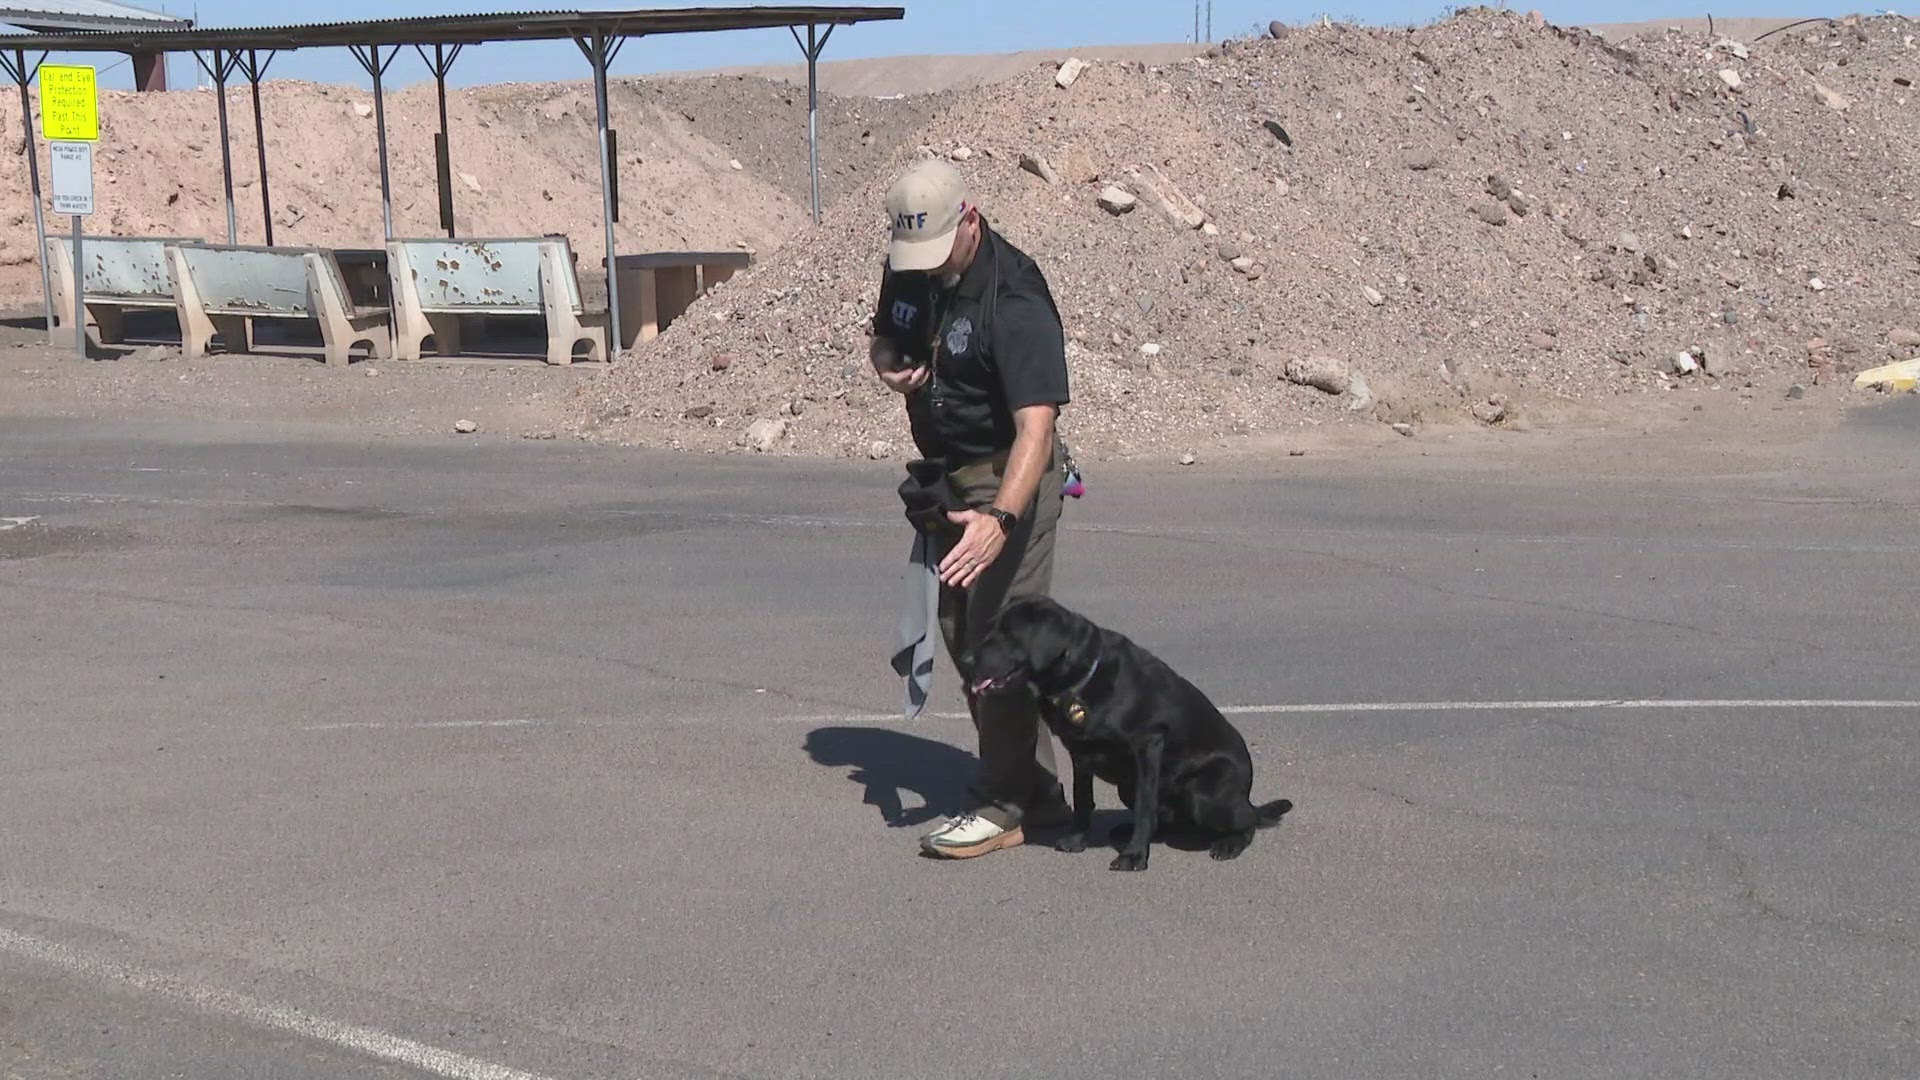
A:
[1108, 851, 1150, 872]
[1209, 833, 1253, 861]
[1054, 832, 1088, 853]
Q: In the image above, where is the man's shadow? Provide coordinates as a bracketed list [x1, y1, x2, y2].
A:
[805, 726, 977, 828]
[803, 726, 1137, 847]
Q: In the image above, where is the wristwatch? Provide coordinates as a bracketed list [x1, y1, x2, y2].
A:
[982, 506, 1018, 535]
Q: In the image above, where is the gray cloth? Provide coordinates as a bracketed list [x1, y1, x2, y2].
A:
[891, 529, 942, 720]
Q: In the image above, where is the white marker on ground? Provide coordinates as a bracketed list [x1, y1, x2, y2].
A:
[300, 699, 1920, 732]
[0, 928, 558, 1080]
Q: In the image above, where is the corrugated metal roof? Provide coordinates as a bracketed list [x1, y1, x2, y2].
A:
[0, 6, 899, 51]
[0, 0, 189, 31]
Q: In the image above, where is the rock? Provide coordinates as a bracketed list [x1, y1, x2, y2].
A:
[1273, 177, 1291, 197]
[526, 430, 558, 440]
[1484, 174, 1514, 201]
[728, 159, 744, 170]
[1097, 186, 1137, 215]
[1139, 342, 1162, 357]
[1230, 256, 1255, 273]
[1812, 80, 1851, 111]
[1284, 354, 1351, 396]
[1268, 19, 1288, 38]
[1178, 452, 1197, 466]
[1506, 192, 1532, 217]
[1346, 374, 1375, 412]
[1055, 57, 1087, 88]
[710, 355, 733, 371]
[1201, 222, 1219, 236]
[1888, 328, 1920, 349]
[1405, 152, 1442, 171]
[1808, 277, 1827, 292]
[1244, 264, 1265, 281]
[1716, 37, 1750, 59]
[743, 417, 788, 452]
[1217, 243, 1244, 263]
[1228, 366, 1245, 377]
[684, 404, 715, 419]
[1128, 164, 1206, 229]
[867, 441, 894, 461]
[454, 419, 479, 434]
[459, 172, 482, 193]
[1262, 119, 1294, 146]
[1474, 202, 1509, 226]
[1017, 154, 1059, 184]
[1392, 422, 1415, 437]
[1530, 332, 1556, 350]
[1717, 68, 1743, 90]
[1362, 286, 1385, 307]
[1671, 350, 1700, 375]
[1787, 384, 1807, 400]
[1472, 398, 1509, 424]
[352, 102, 373, 118]
[1614, 231, 1643, 253]
[785, 400, 805, 417]
[949, 146, 974, 162]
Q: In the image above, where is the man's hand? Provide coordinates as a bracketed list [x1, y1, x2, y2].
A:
[879, 364, 929, 394]
[870, 336, 928, 395]
[938, 509, 1007, 589]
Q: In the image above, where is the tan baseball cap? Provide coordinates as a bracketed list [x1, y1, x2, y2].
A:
[885, 158, 967, 271]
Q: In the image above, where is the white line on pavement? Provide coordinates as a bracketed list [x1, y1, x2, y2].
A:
[0, 927, 558, 1080]
[299, 698, 1920, 732]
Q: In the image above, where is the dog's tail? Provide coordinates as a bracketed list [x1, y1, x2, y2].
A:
[1255, 798, 1294, 828]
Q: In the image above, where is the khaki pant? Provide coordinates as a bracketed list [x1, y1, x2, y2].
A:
[936, 444, 1066, 823]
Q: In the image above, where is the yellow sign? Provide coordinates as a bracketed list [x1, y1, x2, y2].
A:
[39, 65, 98, 141]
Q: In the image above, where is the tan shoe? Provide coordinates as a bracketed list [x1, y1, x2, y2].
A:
[919, 812, 1025, 858]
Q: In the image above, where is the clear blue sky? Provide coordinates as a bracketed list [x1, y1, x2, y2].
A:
[44, 0, 1863, 92]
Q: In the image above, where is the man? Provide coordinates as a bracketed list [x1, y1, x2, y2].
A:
[869, 158, 1073, 860]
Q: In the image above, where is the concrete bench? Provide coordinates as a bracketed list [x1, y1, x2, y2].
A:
[44, 234, 200, 345]
[166, 243, 393, 367]
[386, 236, 608, 365]
[611, 250, 753, 349]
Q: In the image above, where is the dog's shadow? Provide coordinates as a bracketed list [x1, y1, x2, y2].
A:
[805, 726, 1153, 849]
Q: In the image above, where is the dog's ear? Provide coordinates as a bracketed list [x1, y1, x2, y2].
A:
[1018, 597, 1084, 678]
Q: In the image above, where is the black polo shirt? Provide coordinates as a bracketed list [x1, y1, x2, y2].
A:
[869, 219, 1070, 462]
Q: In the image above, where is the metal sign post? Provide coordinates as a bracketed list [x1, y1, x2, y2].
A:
[40, 64, 98, 359]
[49, 142, 92, 357]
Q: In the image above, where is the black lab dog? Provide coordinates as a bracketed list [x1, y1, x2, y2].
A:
[962, 595, 1292, 871]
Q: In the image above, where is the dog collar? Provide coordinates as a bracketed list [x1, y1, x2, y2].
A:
[1049, 652, 1101, 727]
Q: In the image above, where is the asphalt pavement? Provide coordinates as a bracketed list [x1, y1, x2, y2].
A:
[2, 403, 1917, 1079]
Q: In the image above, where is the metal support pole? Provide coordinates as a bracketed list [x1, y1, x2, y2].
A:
[238, 49, 277, 244]
[416, 43, 464, 237]
[789, 24, 834, 225]
[351, 45, 398, 240]
[194, 50, 239, 244]
[6, 49, 54, 338]
[575, 30, 627, 357]
[70, 212, 82, 357]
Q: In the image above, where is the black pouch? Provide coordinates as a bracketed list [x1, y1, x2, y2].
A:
[898, 458, 964, 535]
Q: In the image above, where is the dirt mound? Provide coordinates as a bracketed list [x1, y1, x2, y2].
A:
[0, 73, 946, 302]
[579, 8, 1920, 460]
